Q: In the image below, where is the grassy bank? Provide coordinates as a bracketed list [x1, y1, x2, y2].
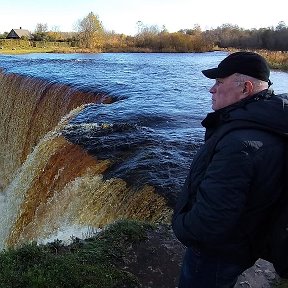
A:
[275, 281, 288, 288]
[0, 218, 286, 288]
[0, 220, 152, 288]
[0, 46, 96, 54]
[258, 50, 288, 71]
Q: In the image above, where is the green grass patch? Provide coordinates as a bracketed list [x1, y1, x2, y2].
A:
[274, 279, 288, 288]
[0, 47, 80, 55]
[0, 219, 153, 288]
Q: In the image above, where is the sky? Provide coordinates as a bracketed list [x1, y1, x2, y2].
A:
[0, 0, 287, 35]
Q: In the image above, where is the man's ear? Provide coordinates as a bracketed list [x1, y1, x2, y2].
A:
[243, 81, 253, 94]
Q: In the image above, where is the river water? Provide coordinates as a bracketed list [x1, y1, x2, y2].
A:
[0, 51, 287, 206]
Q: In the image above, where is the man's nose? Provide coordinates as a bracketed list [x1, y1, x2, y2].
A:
[209, 85, 216, 93]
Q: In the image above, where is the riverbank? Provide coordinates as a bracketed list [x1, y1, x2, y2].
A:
[217, 48, 288, 71]
[0, 219, 285, 288]
[252, 50, 288, 71]
[0, 46, 98, 54]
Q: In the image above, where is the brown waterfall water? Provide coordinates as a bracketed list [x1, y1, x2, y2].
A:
[0, 70, 172, 248]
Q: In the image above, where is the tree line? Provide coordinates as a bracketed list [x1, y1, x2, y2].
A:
[0, 12, 287, 52]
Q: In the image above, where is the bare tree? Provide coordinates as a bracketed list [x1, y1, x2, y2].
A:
[33, 23, 49, 41]
[35, 23, 48, 34]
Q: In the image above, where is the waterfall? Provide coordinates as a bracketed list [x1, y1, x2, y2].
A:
[0, 70, 171, 248]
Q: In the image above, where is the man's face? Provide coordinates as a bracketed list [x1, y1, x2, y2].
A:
[209, 74, 244, 111]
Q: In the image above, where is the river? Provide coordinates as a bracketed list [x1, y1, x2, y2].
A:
[0, 51, 287, 247]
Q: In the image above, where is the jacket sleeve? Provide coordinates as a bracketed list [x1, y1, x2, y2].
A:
[172, 133, 255, 247]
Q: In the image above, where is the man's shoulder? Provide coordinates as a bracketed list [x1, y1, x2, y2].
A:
[221, 127, 282, 143]
[215, 123, 284, 151]
[275, 92, 288, 98]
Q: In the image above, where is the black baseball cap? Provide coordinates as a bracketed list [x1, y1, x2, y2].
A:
[202, 51, 270, 82]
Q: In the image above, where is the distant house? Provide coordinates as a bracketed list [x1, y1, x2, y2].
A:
[6, 27, 31, 39]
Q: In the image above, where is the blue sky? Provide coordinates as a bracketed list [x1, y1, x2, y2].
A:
[0, 0, 287, 35]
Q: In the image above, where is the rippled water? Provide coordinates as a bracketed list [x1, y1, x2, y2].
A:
[1, 52, 287, 204]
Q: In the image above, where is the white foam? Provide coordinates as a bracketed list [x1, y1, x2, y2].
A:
[38, 225, 102, 245]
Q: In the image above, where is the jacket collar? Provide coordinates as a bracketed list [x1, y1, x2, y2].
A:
[201, 89, 273, 130]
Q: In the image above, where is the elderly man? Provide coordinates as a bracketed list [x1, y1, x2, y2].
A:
[172, 51, 288, 287]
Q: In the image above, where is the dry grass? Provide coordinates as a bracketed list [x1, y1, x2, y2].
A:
[0, 46, 94, 54]
[259, 50, 288, 71]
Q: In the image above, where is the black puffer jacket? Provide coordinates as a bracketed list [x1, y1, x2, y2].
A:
[172, 90, 288, 265]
